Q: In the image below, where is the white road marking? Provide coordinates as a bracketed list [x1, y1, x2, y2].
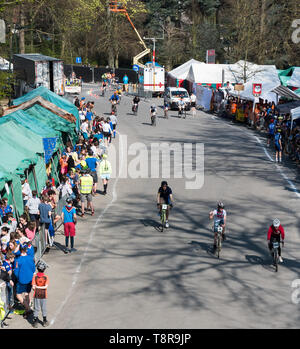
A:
[50, 130, 125, 327]
[211, 114, 300, 198]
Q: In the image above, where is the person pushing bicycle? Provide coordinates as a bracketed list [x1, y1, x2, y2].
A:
[157, 181, 174, 228]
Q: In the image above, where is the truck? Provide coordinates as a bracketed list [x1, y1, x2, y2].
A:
[140, 63, 165, 96]
[13, 54, 64, 97]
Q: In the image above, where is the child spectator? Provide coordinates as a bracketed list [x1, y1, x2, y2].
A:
[61, 198, 77, 252]
[31, 260, 49, 328]
[1, 226, 10, 253]
[25, 221, 36, 241]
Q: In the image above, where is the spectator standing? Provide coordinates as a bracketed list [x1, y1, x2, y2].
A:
[25, 190, 41, 224]
[14, 245, 36, 319]
[61, 198, 77, 252]
[21, 179, 32, 208]
[79, 170, 94, 217]
[99, 154, 112, 195]
[85, 150, 100, 195]
[38, 196, 52, 244]
[31, 260, 49, 328]
[123, 74, 129, 92]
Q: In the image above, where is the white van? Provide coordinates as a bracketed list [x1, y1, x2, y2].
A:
[164, 87, 191, 110]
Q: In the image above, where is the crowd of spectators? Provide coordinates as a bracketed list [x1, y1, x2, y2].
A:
[0, 87, 116, 327]
[217, 95, 300, 165]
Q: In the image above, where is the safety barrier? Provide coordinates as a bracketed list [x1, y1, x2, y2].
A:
[0, 281, 9, 327]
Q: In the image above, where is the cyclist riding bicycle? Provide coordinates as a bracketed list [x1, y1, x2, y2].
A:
[209, 202, 227, 250]
[178, 97, 186, 114]
[109, 91, 120, 104]
[132, 96, 140, 112]
[267, 219, 285, 263]
[157, 181, 174, 228]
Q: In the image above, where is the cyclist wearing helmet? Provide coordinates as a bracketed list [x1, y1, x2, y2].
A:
[157, 181, 174, 228]
[267, 219, 285, 263]
[209, 202, 227, 250]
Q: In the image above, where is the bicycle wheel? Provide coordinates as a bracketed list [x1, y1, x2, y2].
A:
[161, 210, 166, 232]
[217, 235, 221, 258]
[274, 249, 278, 272]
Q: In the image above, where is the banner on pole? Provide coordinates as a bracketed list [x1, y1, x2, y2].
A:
[43, 138, 57, 164]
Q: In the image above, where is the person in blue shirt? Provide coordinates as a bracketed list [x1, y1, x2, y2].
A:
[123, 74, 129, 92]
[267, 119, 276, 147]
[1, 252, 15, 308]
[274, 128, 282, 163]
[85, 150, 100, 195]
[109, 91, 120, 103]
[14, 245, 36, 318]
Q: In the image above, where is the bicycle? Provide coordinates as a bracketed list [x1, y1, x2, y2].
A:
[271, 241, 282, 272]
[151, 112, 156, 126]
[213, 224, 223, 259]
[178, 104, 186, 119]
[164, 106, 169, 119]
[132, 103, 138, 116]
[160, 203, 169, 232]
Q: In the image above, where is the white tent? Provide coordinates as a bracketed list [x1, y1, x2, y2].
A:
[229, 63, 280, 104]
[168, 59, 203, 80]
[291, 106, 300, 128]
[287, 67, 300, 88]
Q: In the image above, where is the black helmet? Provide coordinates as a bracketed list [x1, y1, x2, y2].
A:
[217, 202, 224, 209]
[37, 260, 47, 272]
[161, 181, 168, 187]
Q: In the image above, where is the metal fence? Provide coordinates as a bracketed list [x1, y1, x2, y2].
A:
[0, 281, 9, 327]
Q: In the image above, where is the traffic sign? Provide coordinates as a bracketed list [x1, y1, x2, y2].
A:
[133, 64, 139, 72]
[76, 57, 82, 64]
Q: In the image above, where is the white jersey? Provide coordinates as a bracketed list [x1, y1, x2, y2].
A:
[212, 209, 227, 222]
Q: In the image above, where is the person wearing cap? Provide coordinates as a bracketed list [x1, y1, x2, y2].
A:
[99, 154, 112, 195]
[267, 219, 285, 263]
[79, 169, 94, 217]
[61, 198, 77, 252]
[31, 260, 49, 328]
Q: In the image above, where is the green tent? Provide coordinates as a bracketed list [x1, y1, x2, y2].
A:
[0, 109, 62, 147]
[0, 166, 24, 217]
[23, 104, 77, 143]
[13, 86, 80, 130]
[0, 120, 47, 195]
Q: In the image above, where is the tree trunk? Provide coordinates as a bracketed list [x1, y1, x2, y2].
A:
[19, 6, 25, 54]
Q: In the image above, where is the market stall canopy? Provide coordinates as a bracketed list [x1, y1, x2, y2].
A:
[276, 101, 300, 114]
[12, 86, 80, 130]
[291, 106, 300, 127]
[271, 85, 300, 100]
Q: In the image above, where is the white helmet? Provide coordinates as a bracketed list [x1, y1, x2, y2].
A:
[273, 219, 280, 228]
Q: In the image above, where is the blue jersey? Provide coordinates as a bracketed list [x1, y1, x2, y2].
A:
[274, 133, 281, 145]
[110, 94, 119, 102]
[268, 123, 275, 135]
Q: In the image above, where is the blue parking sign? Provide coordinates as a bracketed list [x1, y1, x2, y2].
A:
[76, 57, 82, 64]
[133, 64, 139, 72]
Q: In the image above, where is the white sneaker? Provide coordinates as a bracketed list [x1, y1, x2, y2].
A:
[165, 221, 169, 228]
[279, 256, 283, 263]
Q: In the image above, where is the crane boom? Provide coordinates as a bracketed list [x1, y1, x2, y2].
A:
[109, 1, 150, 68]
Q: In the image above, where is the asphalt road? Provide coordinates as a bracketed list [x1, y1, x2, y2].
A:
[6, 84, 300, 329]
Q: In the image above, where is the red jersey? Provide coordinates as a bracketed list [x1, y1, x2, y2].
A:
[267, 225, 285, 241]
